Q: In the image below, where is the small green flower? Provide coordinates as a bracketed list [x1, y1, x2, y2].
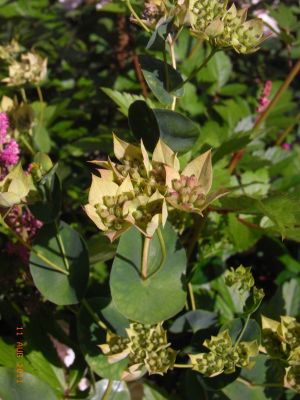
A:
[225, 265, 255, 293]
[0, 163, 33, 207]
[189, 330, 258, 377]
[99, 322, 176, 379]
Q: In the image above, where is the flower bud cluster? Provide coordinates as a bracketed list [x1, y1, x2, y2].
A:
[168, 175, 206, 211]
[189, 330, 259, 377]
[5, 205, 43, 262]
[97, 192, 134, 232]
[85, 135, 224, 241]
[100, 322, 177, 379]
[225, 265, 255, 293]
[190, 1, 264, 54]
[1, 40, 47, 86]
[262, 316, 300, 393]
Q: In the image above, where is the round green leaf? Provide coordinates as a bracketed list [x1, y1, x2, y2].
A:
[89, 379, 130, 400]
[110, 223, 187, 324]
[139, 55, 184, 105]
[153, 109, 200, 152]
[77, 297, 129, 380]
[29, 221, 89, 305]
[0, 367, 56, 400]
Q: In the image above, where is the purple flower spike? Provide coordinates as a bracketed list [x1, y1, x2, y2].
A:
[0, 112, 9, 144]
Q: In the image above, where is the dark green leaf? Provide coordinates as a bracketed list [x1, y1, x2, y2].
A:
[77, 297, 129, 380]
[139, 55, 184, 105]
[128, 100, 160, 152]
[146, 18, 174, 51]
[170, 310, 218, 334]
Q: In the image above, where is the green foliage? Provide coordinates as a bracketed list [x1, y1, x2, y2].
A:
[0, 0, 300, 398]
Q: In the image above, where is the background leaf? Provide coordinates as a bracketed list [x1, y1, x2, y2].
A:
[29, 221, 89, 305]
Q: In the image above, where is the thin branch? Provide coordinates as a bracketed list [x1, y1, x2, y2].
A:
[82, 299, 107, 331]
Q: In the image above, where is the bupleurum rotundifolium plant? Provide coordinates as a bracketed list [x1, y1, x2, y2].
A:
[0, 0, 299, 397]
[84, 134, 226, 241]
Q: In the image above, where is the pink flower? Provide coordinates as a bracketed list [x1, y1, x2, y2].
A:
[282, 143, 291, 151]
[0, 139, 20, 166]
[0, 112, 9, 144]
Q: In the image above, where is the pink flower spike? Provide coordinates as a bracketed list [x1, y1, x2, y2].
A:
[263, 80, 272, 97]
[0, 139, 20, 166]
[0, 112, 9, 144]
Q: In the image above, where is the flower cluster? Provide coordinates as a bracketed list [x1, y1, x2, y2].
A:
[189, 330, 259, 377]
[256, 80, 272, 114]
[1, 42, 47, 87]
[6, 205, 43, 263]
[225, 265, 264, 313]
[85, 135, 225, 241]
[0, 112, 20, 168]
[262, 316, 300, 393]
[189, 1, 264, 54]
[225, 265, 255, 293]
[99, 322, 177, 380]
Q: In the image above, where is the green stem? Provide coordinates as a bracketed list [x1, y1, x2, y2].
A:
[20, 88, 27, 103]
[176, 47, 218, 90]
[141, 236, 151, 280]
[234, 314, 251, 350]
[168, 34, 177, 111]
[20, 135, 35, 156]
[126, 0, 150, 32]
[0, 216, 69, 275]
[36, 85, 44, 103]
[188, 282, 196, 311]
[55, 221, 70, 271]
[82, 299, 107, 331]
[102, 380, 113, 400]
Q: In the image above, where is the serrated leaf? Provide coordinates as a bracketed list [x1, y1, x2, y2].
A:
[101, 87, 154, 116]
